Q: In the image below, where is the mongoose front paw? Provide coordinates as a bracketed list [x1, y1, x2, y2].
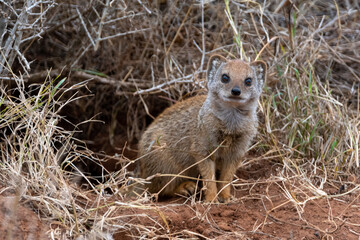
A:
[175, 181, 197, 196]
[218, 194, 233, 203]
[204, 198, 219, 204]
[203, 192, 219, 204]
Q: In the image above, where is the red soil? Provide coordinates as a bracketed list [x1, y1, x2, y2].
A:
[0, 195, 49, 240]
[110, 160, 360, 239]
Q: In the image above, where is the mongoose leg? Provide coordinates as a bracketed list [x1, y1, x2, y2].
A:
[198, 159, 218, 203]
[174, 181, 197, 196]
[217, 162, 237, 203]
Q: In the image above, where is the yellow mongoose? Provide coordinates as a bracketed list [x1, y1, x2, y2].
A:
[138, 55, 266, 203]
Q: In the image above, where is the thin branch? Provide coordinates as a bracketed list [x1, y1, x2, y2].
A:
[98, 27, 152, 41]
[134, 74, 195, 95]
[95, 0, 110, 50]
[76, 7, 96, 48]
[136, 0, 152, 14]
[200, 0, 206, 70]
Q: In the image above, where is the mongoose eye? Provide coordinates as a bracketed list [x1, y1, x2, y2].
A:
[244, 78, 252, 86]
[221, 74, 230, 83]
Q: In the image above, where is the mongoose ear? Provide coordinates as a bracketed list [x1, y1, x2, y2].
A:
[206, 54, 227, 82]
[251, 60, 267, 87]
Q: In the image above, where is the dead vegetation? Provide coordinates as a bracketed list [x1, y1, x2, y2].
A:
[0, 0, 360, 239]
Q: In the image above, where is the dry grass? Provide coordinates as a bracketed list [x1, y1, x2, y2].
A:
[0, 0, 360, 239]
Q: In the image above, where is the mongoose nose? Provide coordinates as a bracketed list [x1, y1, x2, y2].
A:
[231, 87, 241, 96]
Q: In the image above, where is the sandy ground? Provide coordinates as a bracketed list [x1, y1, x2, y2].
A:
[1, 141, 359, 239]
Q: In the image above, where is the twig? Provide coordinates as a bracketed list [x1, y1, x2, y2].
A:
[76, 7, 96, 48]
[15, 49, 30, 71]
[136, 0, 152, 14]
[134, 74, 194, 95]
[103, 12, 145, 25]
[165, 5, 193, 56]
[200, 0, 206, 70]
[95, 0, 110, 50]
[98, 28, 152, 41]
[2, 69, 149, 89]
[70, 43, 92, 69]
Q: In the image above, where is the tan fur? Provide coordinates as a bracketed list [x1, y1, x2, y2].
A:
[138, 56, 266, 203]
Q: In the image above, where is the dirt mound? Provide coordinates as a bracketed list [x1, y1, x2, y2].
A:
[0, 196, 48, 240]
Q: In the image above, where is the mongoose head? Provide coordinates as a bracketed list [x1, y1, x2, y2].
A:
[206, 55, 266, 110]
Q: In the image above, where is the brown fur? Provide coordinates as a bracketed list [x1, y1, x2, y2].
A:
[138, 55, 266, 203]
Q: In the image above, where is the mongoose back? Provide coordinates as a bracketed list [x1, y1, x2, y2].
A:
[138, 55, 266, 203]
